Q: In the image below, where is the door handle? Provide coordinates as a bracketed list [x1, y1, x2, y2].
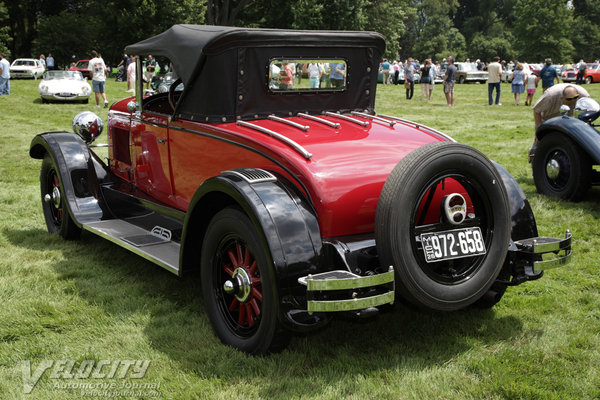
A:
[157, 138, 166, 144]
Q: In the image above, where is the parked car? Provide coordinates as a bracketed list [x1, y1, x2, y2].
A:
[10, 58, 45, 79]
[529, 63, 542, 76]
[69, 60, 91, 79]
[38, 70, 91, 103]
[150, 71, 183, 93]
[30, 25, 572, 354]
[561, 66, 578, 82]
[532, 97, 600, 200]
[502, 63, 533, 82]
[455, 62, 488, 84]
[577, 63, 600, 84]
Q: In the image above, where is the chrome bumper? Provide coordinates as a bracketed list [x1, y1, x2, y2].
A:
[298, 267, 395, 313]
[513, 230, 572, 270]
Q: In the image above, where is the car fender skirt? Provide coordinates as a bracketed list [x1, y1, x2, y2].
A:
[29, 132, 105, 225]
[537, 116, 600, 164]
[181, 173, 325, 331]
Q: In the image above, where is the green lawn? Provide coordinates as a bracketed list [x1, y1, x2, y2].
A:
[1, 78, 600, 399]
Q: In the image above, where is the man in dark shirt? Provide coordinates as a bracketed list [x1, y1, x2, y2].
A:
[443, 56, 457, 106]
[536, 58, 560, 92]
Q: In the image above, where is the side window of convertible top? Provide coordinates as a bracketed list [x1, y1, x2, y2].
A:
[269, 59, 347, 92]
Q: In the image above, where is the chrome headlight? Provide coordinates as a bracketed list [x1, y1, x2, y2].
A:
[574, 97, 600, 119]
[82, 86, 90, 94]
[39, 85, 48, 93]
[72, 111, 103, 144]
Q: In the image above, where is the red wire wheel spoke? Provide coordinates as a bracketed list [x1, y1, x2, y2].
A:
[220, 240, 263, 333]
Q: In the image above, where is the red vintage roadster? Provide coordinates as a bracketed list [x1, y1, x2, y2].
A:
[30, 25, 571, 354]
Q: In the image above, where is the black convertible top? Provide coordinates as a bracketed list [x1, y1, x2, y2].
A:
[125, 25, 386, 122]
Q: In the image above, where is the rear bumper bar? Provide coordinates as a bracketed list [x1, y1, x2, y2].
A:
[513, 230, 572, 270]
[298, 267, 395, 313]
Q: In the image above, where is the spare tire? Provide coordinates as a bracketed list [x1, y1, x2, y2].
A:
[375, 142, 511, 311]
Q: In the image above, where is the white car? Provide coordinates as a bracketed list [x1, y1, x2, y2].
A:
[38, 71, 91, 103]
[10, 58, 45, 79]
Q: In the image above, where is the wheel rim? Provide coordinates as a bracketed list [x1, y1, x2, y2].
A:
[45, 169, 63, 226]
[410, 173, 494, 285]
[543, 147, 571, 191]
[213, 236, 262, 337]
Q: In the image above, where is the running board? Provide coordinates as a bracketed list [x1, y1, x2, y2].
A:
[83, 220, 180, 275]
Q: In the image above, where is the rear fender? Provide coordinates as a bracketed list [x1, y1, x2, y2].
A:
[180, 171, 325, 331]
[537, 116, 600, 163]
[30, 132, 106, 225]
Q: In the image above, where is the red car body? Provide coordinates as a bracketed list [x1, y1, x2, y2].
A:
[30, 25, 572, 354]
[69, 59, 91, 79]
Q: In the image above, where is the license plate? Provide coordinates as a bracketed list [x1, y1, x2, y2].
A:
[420, 227, 486, 263]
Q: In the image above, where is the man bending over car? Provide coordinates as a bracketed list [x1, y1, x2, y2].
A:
[529, 83, 589, 161]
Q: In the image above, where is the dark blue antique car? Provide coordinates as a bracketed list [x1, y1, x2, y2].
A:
[532, 97, 600, 200]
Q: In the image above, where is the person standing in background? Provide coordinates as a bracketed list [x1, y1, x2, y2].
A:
[88, 50, 108, 108]
[0, 53, 10, 95]
[537, 58, 560, 92]
[487, 56, 502, 106]
[404, 57, 415, 100]
[46, 53, 55, 70]
[511, 63, 526, 106]
[443, 56, 456, 106]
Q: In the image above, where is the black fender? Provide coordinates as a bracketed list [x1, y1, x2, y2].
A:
[180, 171, 327, 332]
[492, 161, 538, 241]
[29, 132, 107, 225]
[536, 116, 600, 163]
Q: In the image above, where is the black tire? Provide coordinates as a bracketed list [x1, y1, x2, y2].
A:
[201, 207, 288, 354]
[40, 155, 82, 240]
[375, 142, 511, 311]
[532, 132, 591, 201]
[585, 76, 592, 85]
[459, 76, 465, 84]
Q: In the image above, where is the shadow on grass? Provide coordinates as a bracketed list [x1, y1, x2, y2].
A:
[5, 227, 524, 396]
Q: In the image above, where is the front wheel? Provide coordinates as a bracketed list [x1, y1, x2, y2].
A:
[201, 208, 288, 354]
[458, 76, 465, 84]
[40, 155, 81, 240]
[585, 76, 592, 85]
[375, 142, 511, 311]
[532, 132, 591, 201]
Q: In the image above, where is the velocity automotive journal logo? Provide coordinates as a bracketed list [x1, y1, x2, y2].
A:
[21, 359, 158, 395]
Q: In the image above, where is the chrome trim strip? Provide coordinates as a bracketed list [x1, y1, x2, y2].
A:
[378, 114, 457, 142]
[222, 168, 277, 184]
[351, 111, 396, 126]
[268, 115, 309, 131]
[300, 270, 394, 291]
[236, 120, 313, 159]
[532, 236, 571, 254]
[89, 143, 109, 148]
[83, 222, 180, 275]
[297, 113, 340, 129]
[534, 251, 572, 270]
[323, 111, 369, 127]
[307, 292, 395, 312]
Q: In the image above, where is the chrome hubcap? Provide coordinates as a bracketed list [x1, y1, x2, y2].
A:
[223, 267, 252, 302]
[44, 186, 61, 207]
[546, 158, 560, 180]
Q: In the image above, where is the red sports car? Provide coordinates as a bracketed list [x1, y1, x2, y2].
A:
[69, 59, 91, 79]
[30, 25, 572, 354]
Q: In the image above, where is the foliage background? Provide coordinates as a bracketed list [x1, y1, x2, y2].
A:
[2, 0, 600, 65]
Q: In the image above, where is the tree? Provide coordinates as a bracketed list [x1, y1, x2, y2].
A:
[570, 0, 600, 61]
[410, 0, 464, 61]
[0, 2, 11, 57]
[206, 0, 252, 25]
[512, 0, 574, 62]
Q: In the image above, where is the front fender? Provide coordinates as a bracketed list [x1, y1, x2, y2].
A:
[30, 132, 106, 225]
[537, 116, 600, 163]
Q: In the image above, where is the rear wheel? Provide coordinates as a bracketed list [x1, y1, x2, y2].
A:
[375, 142, 511, 311]
[459, 76, 465, 84]
[585, 76, 592, 85]
[40, 155, 81, 240]
[532, 132, 591, 201]
[201, 208, 288, 354]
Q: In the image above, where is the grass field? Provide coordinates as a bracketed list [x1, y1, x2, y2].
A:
[1, 77, 600, 399]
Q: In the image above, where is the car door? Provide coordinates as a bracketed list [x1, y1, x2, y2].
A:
[130, 106, 174, 202]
